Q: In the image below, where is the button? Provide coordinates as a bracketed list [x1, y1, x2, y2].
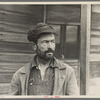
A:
[38, 75, 41, 79]
[36, 67, 39, 69]
[29, 82, 33, 86]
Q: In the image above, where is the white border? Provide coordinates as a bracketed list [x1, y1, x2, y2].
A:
[0, 1, 99, 4]
[0, 1, 100, 98]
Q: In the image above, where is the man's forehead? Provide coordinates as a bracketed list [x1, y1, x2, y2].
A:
[38, 34, 55, 41]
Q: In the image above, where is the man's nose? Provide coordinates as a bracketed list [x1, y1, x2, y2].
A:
[47, 42, 52, 48]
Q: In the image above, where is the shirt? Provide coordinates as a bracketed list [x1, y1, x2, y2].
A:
[28, 56, 55, 95]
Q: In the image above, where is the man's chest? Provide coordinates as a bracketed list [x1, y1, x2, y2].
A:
[28, 66, 55, 95]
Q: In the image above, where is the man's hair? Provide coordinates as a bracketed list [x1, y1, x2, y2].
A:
[27, 23, 57, 44]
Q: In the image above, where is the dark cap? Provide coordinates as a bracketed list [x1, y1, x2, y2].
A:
[27, 23, 56, 43]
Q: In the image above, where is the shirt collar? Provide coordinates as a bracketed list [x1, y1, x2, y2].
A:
[31, 54, 66, 70]
[31, 55, 55, 69]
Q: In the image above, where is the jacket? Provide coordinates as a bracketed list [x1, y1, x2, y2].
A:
[9, 55, 79, 95]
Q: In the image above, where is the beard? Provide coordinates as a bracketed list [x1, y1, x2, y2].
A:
[37, 48, 55, 61]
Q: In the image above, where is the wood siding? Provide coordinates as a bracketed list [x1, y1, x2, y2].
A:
[0, 5, 44, 94]
[46, 5, 81, 24]
[90, 5, 100, 78]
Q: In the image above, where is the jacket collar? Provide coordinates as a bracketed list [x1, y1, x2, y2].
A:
[19, 54, 66, 73]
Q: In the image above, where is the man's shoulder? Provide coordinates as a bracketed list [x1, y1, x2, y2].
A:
[55, 58, 74, 71]
[14, 63, 31, 74]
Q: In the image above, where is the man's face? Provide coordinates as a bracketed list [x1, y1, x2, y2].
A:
[36, 33, 55, 61]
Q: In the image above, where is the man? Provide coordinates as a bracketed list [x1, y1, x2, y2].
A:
[9, 23, 79, 95]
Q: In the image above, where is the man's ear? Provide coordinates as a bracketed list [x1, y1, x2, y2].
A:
[31, 42, 37, 51]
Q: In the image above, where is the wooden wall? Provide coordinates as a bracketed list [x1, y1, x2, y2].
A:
[0, 5, 80, 95]
[0, 5, 44, 94]
[90, 4, 100, 78]
[46, 5, 81, 24]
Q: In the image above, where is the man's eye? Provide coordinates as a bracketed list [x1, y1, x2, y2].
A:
[46, 41, 49, 43]
[52, 40, 55, 43]
[42, 41, 48, 43]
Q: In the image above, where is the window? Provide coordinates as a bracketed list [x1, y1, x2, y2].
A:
[51, 25, 80, 59]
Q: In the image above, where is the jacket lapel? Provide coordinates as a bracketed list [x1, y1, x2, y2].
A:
[53, 68, 66, 95]
[19, 63, 32, 95]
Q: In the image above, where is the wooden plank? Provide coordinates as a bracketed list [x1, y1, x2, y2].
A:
[0, 10, 43, 25]
[0, 73, 14, 83]
[0, 5, 44, 15]
[61, 59, 79, 66]
[90, 54, 100, 61]
[92, 4, 100, 13]
[0, 32, 28, 43]
[91, 12, 100, 32]
[0, 20, 29, 29]
[80, 5, 91, 95]
[0, 21, 29, 33]
[46, 5, 81, 24]
[0, 83, 10, 94]
[0, 41, 33, 53]
[0, 53, 35, 63]
[0, 63, 25, 73]
[92, 21, 100, 30]
[90, 45, 100, 54]
[91, 37, 100, 45]
[92, 12, 100, 22]
[90, 61, 100, 78]
[91, 30, 100, 37]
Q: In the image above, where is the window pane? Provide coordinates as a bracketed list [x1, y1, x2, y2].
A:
[64, 26, 79, 59]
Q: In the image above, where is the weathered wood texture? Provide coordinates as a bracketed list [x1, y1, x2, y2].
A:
[46, 5, 81, 24]
[88, 5, 100, 95]
[80, 5, 91, 95]
[90, 4, 100, 78]
[0, 5, 44, 94]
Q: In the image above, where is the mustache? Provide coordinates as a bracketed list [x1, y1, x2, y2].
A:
[45, 48, 54, 53]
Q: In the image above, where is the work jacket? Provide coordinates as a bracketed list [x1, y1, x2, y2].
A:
[9, 55, 79, 95]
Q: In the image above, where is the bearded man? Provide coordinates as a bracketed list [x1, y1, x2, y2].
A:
[9, 23, 79, 95]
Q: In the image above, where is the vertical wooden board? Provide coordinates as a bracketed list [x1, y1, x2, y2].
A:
[46, 5, 81, 24]
[80, 5, 91, 95]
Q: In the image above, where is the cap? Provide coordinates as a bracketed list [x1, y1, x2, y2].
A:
[27, 23, 56, 43]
